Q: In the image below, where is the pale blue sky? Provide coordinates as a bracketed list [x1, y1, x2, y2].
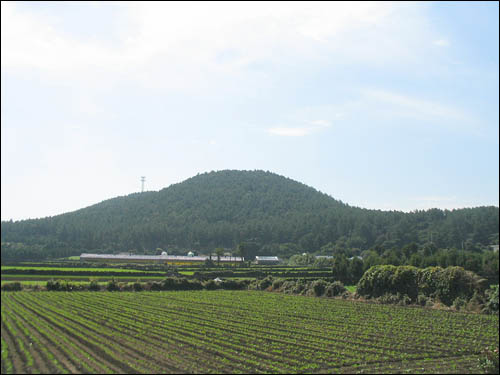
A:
[1, 1, 498, 221]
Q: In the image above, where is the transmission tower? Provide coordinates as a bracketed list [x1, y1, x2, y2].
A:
[141, 176, 145, 193]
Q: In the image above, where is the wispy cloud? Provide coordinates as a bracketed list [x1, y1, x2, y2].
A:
[1, 2, 439, 91]
[433, 38, 450, 47]
[360, 88, 469, 122]
[267, 120, 331, 137]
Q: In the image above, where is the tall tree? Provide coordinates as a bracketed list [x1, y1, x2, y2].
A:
[215, 247, 224, 267]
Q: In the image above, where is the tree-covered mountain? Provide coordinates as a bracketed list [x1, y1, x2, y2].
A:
[1, 170, 498, 261]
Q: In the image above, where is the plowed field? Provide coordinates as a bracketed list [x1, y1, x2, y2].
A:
[1, 290, 498, 374]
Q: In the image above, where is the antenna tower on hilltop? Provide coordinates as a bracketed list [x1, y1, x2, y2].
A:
[141, 176, 145, 193]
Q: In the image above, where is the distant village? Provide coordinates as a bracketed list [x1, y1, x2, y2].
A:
[79, 252, 354, 266]
[80, 252, 281, 265]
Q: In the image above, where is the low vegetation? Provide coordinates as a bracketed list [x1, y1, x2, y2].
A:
[1, 290, 498, 374]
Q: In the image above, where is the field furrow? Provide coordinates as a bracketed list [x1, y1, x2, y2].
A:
[1, 290, 498, 374]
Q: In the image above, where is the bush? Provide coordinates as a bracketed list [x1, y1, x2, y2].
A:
[325, 281, 346, 297]
[133, 282, 143, 291]
[203, 279, 220, 290]
[311, 279, 328, 296]
[417, 294, 428, 306]
[391, 267, 419, 301]
[357, 265, 402, 299]
[483, 285, 499, 314]
[452, 296, 468, 311]
[46, 279, 64, 291]
[150, 281, 163, 291]
[434, 266, 487, 306]
[1, 282, 22, 291]
[106, 278, 120, 291]
[399, 294, 412, 306]
[357, 265, 488, 307]
[89, 279, 101, 291]
[478, 347, 499, 374]
[378, 293, 401, 305]
[221, 279, 248, 290]
[272, 278, 284, 290]
[120, 282, 133, 291]
[280, 280, 297, 294]
[258, 276, 273, 291]
[292, 279, 307, 294]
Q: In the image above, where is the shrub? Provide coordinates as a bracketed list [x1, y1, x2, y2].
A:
[292, 279, 307, 294]
[478, 347, 499, 374]
[203, 279, 220, 290]
[1, 282, 22, 291]
[106, 278, 120, 291]
[61, 280, 75, 291]
[433, 266, 486, 306]
[247, 279, 260, 290]
[311, 279, 328, 296]
[417, 294, 428, 306]
[398, 294, 412, 306]
[467, 292, 485, 313]
[221, 279, 248, 290]
[133, 282, 143, 291]
[89, 279, 101, 291]
[281, 280, 297, 294]
[391, 267, 419, 301]
[378, 293, 401, 305]
[452, 296, 468, 311]
[258, 276, 273, 291]
[120, 282, 133, 291]
[150, 281, 163, 291]
[357, 265, 401, 299]
[46, 279, 64, 291]
[357, 265, 488, 307]
[325, 281, 346, 297]
[272, 278, 284, 290]
[483, 285, 499, 314]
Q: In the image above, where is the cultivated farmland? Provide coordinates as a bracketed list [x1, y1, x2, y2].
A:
[1, 290, 498, 374]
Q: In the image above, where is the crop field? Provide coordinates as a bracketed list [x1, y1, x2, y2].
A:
[1, 290, 498, 374]
[1, 266, 165, 274]
[1, 275, 166, 282]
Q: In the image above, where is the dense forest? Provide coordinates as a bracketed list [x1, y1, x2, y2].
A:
[1, 170, 498, 264]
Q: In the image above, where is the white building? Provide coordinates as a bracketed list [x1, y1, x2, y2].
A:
[255, 256, 280, 265]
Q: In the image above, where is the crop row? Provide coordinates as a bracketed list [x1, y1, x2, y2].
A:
[2, 290, 498, 374]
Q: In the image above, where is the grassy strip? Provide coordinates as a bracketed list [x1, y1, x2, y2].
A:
[2, 275, 166, 282]
[1, 266, 162, 272]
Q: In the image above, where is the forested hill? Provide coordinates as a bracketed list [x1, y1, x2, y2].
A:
[1, 170, 498, 261]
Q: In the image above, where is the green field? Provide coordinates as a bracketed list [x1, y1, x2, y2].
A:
[2, 290, 497, 374]
[0, 276, 166, 285]
[1, 266, 164, 273]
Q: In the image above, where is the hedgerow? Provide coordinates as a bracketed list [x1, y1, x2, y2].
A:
[357, 265, 488, 307]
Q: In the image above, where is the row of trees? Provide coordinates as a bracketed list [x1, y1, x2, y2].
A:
[284, 243, 499, 285]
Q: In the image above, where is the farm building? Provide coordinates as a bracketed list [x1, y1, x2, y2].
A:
[255, 256, 280, 265]
[80, 253, 244, 266]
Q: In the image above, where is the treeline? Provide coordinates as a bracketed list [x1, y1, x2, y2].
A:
[289, 245, 499, 285]
[1, 170, 498, 262]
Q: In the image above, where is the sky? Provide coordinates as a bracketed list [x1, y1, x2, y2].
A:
[1, 1, 499, 221]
